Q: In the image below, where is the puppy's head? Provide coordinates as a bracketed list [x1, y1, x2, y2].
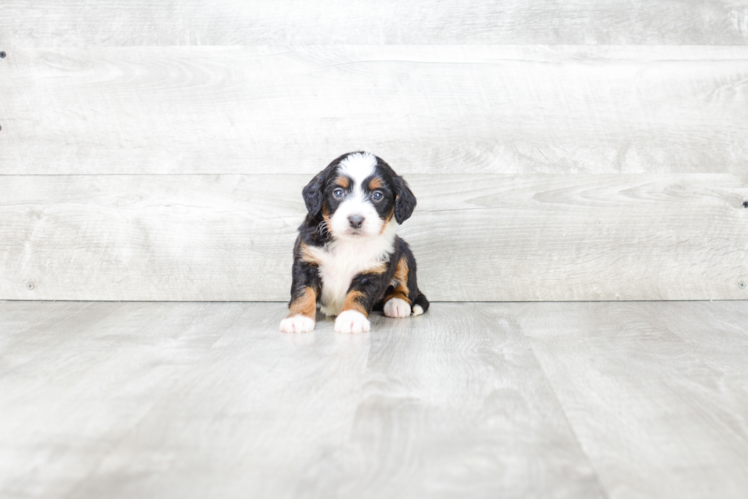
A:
[302, 151, 416, 240]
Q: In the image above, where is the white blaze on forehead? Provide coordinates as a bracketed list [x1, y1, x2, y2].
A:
[338, 152, 376, 188]
[329, 152, 382, 240]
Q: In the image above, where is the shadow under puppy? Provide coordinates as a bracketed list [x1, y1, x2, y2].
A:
[280, 151, 429, 334]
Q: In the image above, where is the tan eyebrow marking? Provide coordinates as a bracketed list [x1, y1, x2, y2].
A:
[335, 176, 350, 189]
[369, 177, 383, 190]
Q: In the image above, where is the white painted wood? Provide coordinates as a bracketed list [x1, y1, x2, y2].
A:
[0, 301, 603, 497]
[1, 0, 746, 46]
[513, 301, 748, 498]
[2, 46, 747, 175]
[1, 174, 745, 301]
[0, 175, 300, 302]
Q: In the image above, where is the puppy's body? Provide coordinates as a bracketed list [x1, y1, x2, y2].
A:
[280, 151, 429, 334]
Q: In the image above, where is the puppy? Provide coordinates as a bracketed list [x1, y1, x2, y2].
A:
[280, 151, 429, 334]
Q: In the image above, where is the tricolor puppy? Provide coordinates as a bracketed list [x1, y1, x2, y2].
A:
[280, 151, 429, 334]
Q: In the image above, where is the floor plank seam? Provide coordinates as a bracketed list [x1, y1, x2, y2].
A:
[521, 332, 611, 498]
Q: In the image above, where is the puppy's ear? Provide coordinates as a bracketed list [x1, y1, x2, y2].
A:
[302, 171, 326, 217]
[393, 176, 416, 224]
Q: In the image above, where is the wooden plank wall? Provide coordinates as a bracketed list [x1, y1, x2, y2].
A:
[0, 1, 747, 301]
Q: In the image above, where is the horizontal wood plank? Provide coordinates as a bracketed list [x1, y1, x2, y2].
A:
[1, 46, 748, 175]
[1, 174, 745, 301]
[1, 0, 747, 46]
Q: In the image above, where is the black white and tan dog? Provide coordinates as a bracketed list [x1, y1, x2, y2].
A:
[280, 151, 429, 334]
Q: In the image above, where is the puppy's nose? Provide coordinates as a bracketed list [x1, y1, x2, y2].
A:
[348, 215, 364, 229]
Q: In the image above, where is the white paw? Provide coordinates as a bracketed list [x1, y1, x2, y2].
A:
[335, 310, 371, 334]
[279, 315, 315, 333]
[412, 304, 424, 316]
[384, 298, 411, 318]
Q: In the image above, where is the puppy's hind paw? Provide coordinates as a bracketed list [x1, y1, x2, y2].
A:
[335, 310, 370, 334]
[280, 315, 315, 333]
[383, 298, 411, 318]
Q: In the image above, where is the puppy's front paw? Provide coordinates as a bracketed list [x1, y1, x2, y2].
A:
[280, 315, 315, 333]
[384, 298, 411, 318]
[335, 310, 371, 334]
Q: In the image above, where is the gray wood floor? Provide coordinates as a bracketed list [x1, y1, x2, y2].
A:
[1, 301, 747, 498]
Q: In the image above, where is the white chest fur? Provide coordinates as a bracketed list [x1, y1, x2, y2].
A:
[307, 220, 397, 316]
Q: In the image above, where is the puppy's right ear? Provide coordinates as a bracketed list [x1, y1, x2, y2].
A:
[302, 171, 326, 217]
[303, 155, 347, 217]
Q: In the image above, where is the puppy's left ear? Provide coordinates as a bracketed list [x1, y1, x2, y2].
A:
[394, 176, 417, 224]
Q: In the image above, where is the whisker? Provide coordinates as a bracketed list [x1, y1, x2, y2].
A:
[316, 220, 329, 236]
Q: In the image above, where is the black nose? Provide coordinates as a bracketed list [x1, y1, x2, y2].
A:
[348, 215, 364, 229]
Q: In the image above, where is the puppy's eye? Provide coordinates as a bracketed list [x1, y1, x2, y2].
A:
[333, 188, 345, 199]
[371, 191, 383, 202]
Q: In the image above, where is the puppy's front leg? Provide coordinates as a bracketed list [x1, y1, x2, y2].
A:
[383, 255, 412, 318]
[335, 272, 385, 334]
[280, 259, 319, 333]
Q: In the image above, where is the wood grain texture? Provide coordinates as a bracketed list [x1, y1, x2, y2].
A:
[0, 301, 249, 497]
[0, 301, 603, 498]
[2, 46, 748, 175]
[3, 301, 748, 497]
[1, 0, 747, 46]
[513, 301, 748, 497]
[1, 174, 746, 302]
